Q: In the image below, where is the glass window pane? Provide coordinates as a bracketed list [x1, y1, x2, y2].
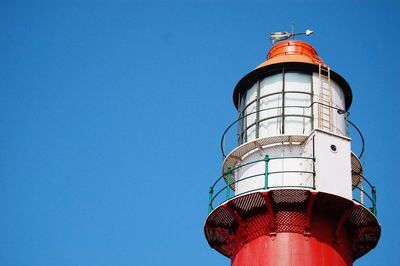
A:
[245, 102, 257, 126]
[260, 73, 283, 95]
[285, 72, 311, 92]
[284, 117, 312, 135]
[245, 82, 258, 105]
[259, 117, 282, 136]
[260, 94, 282, 120]
[259, 92, 283, 138]
[284, 92, 311, 116]
[246, 124, 257, 142]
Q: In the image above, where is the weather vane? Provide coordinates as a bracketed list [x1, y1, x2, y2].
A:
[270, 28, 314, 44]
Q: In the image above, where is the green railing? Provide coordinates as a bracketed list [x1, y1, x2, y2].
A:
[208, 155, 315, 213]
[352, 174, 377, 216]
[208, 156, 378, 217]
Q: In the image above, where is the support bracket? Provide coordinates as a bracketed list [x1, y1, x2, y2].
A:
[262, 192, 276, 237]
[304, 191, 317, 237]
[334, 205, 355, 243]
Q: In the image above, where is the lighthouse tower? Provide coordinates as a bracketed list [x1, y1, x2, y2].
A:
[204, 38, 380, 265]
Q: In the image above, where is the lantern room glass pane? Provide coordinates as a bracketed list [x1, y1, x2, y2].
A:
[284, 72, 312, 135]
[260, 73, 283, 95]
[245, 82, 258, 104]
[245, 102, 257, 130]
[284, 117, 312, 135]
[285, 72, 311, 92]
[284, 92, 312, 116]
[259, 94, 282, 136]
[258, 73, 283, 139]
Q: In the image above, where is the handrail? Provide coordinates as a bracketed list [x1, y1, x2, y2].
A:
[352, 173, 377, 216]
[208, 155, 315, 213]
[220, 101, 348, 158]
[347, 120, 365, 159]
[208, 156, 377, 217]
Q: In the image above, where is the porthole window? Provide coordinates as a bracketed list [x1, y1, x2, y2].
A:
[330, 144, 337, 152]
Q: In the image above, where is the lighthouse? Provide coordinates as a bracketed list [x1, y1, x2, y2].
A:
[204, 37, 380, 265]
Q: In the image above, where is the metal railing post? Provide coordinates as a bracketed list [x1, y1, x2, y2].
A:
[372, 186, 377, 216]
[208, 187, 214, 214]
[226, 167, 232, 200]
[264, 155, 270, 190]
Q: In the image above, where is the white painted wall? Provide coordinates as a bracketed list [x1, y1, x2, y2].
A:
[234, 143, 314, 195]
[312, 131, 352, 199]
[231, 131, 352, 200]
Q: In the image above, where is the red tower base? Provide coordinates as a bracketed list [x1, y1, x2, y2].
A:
[205, 190, 380, 266]
[232, 215, 352, 266]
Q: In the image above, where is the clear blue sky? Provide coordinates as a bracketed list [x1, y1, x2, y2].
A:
[1, 1, 399, 265]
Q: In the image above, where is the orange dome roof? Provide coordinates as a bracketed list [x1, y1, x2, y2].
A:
[256, 40, 326, 69]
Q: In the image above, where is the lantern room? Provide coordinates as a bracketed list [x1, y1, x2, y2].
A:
[234, 40, 351, 142]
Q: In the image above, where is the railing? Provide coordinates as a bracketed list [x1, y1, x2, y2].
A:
[208, 156, 377, 217]
[208, 155, 315, 213]
[219, 101, 367, 159]
[352, 173, 377, 216]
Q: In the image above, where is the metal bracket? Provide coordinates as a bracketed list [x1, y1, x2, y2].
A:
[334, 205, 355, 244]
[262, 192, 276, 237]
[254, 140, 265, 157]
[304, 192, 316, 237]
[230, 154, 242, 162]
[224, 202, 244, 251]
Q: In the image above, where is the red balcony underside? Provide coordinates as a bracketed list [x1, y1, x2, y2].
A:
[204, 190, 380, 266]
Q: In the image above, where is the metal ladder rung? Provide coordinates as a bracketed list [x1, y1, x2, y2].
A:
[319, 64, 332, 130]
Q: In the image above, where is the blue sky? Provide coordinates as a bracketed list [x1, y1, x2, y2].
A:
[1, 1, 399, 265]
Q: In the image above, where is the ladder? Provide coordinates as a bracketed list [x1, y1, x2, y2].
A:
[318, 64, 332, 132]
